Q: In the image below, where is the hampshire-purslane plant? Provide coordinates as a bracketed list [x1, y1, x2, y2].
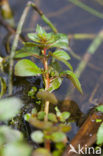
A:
[14, 24, 82, 121]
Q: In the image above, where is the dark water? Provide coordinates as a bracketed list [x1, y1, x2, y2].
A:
[1, 0, 103, 138]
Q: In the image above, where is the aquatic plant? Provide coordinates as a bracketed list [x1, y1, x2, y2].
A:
[14, 24, 82, 121]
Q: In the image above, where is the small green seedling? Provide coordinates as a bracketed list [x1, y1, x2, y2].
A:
[14, 24, 82, 121]
[24, 106, 71, 155]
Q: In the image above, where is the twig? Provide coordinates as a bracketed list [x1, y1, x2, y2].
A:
[8, 2, 31, 95]
[30, 2, 58, 33]
[29, 0, 40, 28]
[69, 0, 103, 19]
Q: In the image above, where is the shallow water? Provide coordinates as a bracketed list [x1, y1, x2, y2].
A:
[1, 0, 103, 138]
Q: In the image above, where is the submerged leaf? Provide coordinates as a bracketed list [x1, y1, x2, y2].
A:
[29, 117, 53, 130]
[31, 131, 44, 143]
[15, 59, 41, 77]
[60, 70, 83, 94]
[0, 97, 23, 121]
[37, 91, 58, 104]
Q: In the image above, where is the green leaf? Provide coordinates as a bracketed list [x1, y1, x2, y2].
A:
[61, 60, 73, 71]
[51, 52, 73, 71]
[51, 60, 62, 73]
[48, 113, 57, 122]
[97, 123, 103, 145]
[28, 33, 40, 42]
[0, 126, 23, 145]
[31, 108, 37, 115]
[53, 150, 62, 156]
[51, 132, 66, 143]
[2, 142, 32, 156]
[55, 142, 65, 150]
[50, 33, 69, 50]
[58, 124, 71, 133]
[15, 46, 40, 58]
[31, 131, 44, 143]
[37, 91, 58, 104]
[96, 105, 103, 113]
[37, 111, 46, 120]
[36, 24, 46, 35]
[60, 112, 70, 122]
[28, 86, 37, 97]
[29, 117, 53, 130]
[15, 59, 41, 77]
[53, 50, 70, 60]
[0, 97, 23, 121]
[48, 78, 62, 92]
[32, 148, 52, 156]
[0, 77, 6, 98]
[24, 113, 31, 121]
[55, 107, 61, 117]
[60, 70, 83, 94]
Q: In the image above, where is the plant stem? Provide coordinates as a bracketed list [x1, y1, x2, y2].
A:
[69, 0, 103, 19]
[42, 49, 50, 121]
[30, 2, 58, 33]
[8, 2, 31, 95]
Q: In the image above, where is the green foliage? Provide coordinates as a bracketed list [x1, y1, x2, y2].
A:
[60, 70, 83, 94]
[37, 111, 46, 120]
[0, 97, 23, 121]
[36, 91, 58, 104]
[48, 77, 62, 92]
[15, 46, 40, 58]
[2, 142, 32, 156]
[15, 59, 41, 77]
[24, 113, 31, 121]
[48, 113, 57, 123]
[13, 24, 82, 155]
[0, 126, 23, 145]
[51, 132, 66, 143]
[53, 50, 70, 60]
[97, 122, 103, 145]
[14, 24, 82, 95]
[0, 97, 31, 156]
[96, 105, 103, 112]
[28, 86, 37, 97]
[31, 130, 44, 143]
[32, 148, 52, 156]
[55, 106, 70, 122]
